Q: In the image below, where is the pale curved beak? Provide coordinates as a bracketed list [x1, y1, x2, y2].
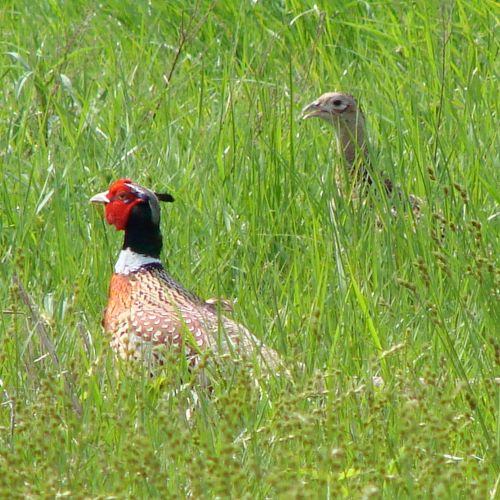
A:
[301, 102, 323, 120]
[90, 191, 110, 204]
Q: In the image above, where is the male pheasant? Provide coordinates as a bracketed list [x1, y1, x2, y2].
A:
[90, 178, 281, 373]
[302, 91, 421, 214]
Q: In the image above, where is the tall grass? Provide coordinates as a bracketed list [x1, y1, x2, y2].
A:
[0, 0, 498, 496]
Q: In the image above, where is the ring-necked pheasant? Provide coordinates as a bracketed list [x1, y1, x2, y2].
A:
[302, 91, 422, 215]
[90, 178, 281, 374]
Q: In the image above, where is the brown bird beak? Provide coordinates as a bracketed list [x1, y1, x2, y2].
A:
[90, 191, 110, 204]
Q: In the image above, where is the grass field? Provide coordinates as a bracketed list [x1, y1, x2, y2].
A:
[1, 0, 499, 497]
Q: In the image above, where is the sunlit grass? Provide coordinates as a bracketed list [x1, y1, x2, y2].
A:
[0, 0, 498, 496]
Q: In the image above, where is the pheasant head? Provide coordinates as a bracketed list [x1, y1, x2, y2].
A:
[90, 179, 174, 267]
[90, 178, 173, 231]
[302, 92, 367, 169]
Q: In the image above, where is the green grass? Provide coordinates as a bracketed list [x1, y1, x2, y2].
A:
[1, 0, 498, 497]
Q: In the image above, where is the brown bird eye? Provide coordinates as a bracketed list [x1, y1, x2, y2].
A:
[333, 99, 342, 106]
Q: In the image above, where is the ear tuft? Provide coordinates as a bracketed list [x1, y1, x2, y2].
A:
[155, 192, 175, 203]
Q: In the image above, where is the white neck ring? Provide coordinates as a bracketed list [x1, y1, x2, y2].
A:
[114, 248, 161, 275]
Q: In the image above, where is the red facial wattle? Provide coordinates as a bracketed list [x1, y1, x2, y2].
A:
[104, 197, 142, 230]
[102, 178, 143, 231]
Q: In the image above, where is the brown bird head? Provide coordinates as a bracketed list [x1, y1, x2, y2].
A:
[302, 92, 361, 125]
[90, 178, 174, 231]
[302, 91, 367, 168]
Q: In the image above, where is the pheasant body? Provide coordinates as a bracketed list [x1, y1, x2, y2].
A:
[91, 179, 280, 372]
[105, 263, 273, 366]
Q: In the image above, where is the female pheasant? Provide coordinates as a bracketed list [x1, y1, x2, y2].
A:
[90, 178, 281, 373]
[302, 92, 371, 187]
[302, 91, 421, 213]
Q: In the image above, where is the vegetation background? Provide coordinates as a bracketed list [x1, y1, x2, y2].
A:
[0, 0, 498, 497]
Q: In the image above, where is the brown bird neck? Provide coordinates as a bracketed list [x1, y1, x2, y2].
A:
[336, 116, 367, 169]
